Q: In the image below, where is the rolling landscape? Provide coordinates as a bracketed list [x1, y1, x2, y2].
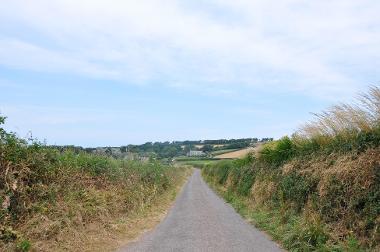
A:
[1, 1, 380, 251]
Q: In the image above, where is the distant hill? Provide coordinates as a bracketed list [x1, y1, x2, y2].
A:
[49, 138, 273, 160]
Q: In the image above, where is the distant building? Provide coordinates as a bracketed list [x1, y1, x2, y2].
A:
[187, 150, 206, 157]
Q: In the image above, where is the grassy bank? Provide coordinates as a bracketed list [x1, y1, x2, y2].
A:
[203, 86, 380, 251]
[0, 117, 189, 251]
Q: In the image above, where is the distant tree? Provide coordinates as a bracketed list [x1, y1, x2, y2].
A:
[261, 138, 274, 142]
[105, 147, 112, 156]
[201, 144, 213, 153]
[184, 145, 192, 153]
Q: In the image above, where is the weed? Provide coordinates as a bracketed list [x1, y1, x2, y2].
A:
[16, 239, 31, 252]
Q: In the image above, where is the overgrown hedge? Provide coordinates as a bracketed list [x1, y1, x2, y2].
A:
[203, 128, 380, 251]
[0, 116, 184, 251]
[203, 133, 380, 251]
[203, 87, 380, 250]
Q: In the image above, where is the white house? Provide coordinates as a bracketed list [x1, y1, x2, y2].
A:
[187, 150, 206, 157]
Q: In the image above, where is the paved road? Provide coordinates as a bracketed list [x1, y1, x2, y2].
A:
[120, 169, 282, 252]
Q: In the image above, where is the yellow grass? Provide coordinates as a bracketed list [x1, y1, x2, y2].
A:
[32, 169, 192, 252]
[297, 86, 380, 139]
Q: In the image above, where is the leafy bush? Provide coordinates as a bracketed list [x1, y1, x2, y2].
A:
[259, 136, 295, 167]
[279, 172, 316, 211]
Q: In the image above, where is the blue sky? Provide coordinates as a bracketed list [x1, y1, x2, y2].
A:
[0, 0, 379, 147]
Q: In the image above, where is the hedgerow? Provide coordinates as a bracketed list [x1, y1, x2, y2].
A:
[0, 116, 185, 251]
[203, 86, 380, 251]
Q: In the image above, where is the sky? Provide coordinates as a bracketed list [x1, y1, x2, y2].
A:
[0, 0, 379, 147]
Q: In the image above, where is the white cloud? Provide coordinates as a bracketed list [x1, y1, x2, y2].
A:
[0, 39, 120, 78]
[1, 105, 114, 127]
[0, 104, 164, 145]
[0, 0, 379, 99]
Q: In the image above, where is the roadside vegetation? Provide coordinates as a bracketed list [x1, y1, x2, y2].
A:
[0, 116, 189, 251]
[203, 86, 380, 251]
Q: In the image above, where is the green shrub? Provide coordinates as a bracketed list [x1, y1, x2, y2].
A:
[16, 239, 31, 252]
[230, 165, 256, 196]
[279, 172, 316, 211]
[212, 160, 233, 185]
[259, 137, 295, 167]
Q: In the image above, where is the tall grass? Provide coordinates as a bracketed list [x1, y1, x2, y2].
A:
[203, 86, 380, 251]
[301, 86, 379, 136]
[0, 116, 186, 251]
[294, 86, 380, 152]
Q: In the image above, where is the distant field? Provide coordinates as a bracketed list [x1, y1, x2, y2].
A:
[212, 144, 225, 148]
[210, 149, 238, 156]
[214, 146, 261, 159]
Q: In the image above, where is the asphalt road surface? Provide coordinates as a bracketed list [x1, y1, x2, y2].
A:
[120, 169, 282, 252]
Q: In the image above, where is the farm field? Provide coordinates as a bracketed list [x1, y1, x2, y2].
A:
[214, 147, 255, 159]
[215, 144, 263, 159]
[210, 148, 238, 156]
